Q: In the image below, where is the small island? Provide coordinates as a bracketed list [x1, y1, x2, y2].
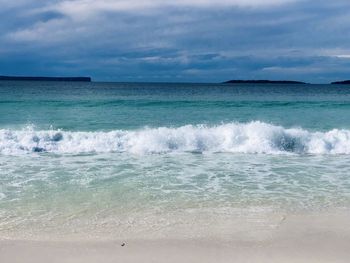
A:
[223, 80, 307, 84]
[331, 80, 350, 85]
[0, 76, 92, 82]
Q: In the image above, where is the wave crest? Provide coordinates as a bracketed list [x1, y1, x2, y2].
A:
[1, 122, 350, 155]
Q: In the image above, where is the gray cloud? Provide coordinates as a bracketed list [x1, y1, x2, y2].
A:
[1, 0, 350, 82]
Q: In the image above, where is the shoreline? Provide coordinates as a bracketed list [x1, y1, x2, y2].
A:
[1, 210, 349, 262]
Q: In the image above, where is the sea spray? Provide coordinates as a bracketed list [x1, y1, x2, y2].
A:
[1, 121, 350, 155]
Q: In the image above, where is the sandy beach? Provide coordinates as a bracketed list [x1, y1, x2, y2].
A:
[1, 210, 349, 263]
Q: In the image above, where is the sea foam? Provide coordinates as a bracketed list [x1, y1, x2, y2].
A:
[0, 122, 350, 155]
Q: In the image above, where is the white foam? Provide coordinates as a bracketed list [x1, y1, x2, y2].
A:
[1, 122, 350, 155]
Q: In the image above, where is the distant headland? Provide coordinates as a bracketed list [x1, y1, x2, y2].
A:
[0, 76, 91, 82]
[331, 80, 350, 85]
[223, 80, 307, 84]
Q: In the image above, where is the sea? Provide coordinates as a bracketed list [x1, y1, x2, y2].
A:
[0, 81, 350, 239]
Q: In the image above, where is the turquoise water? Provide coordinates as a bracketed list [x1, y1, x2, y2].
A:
[1, 81, 350, 131]
[1, 81, 350, 238]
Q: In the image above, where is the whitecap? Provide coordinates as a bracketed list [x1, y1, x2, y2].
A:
[0, 122, 350, 155]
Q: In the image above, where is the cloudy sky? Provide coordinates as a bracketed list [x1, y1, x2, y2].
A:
[1, 0, 350, 83]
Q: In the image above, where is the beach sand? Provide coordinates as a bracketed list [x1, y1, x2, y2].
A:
[1, 210, 349, 263]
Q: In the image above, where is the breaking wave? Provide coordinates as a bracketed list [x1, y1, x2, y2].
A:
[1, 122, 350, 155]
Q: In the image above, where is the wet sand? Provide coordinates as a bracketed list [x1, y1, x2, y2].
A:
[1, 210, 349, 263]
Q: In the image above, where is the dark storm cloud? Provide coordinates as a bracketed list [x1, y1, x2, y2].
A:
[0, 0, 350, 82]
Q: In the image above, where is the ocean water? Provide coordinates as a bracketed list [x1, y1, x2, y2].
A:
[1, 81, 350, 239]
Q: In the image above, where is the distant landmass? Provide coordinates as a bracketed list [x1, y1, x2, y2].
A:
[0, 76, 91, 82]
[331, 80, 350, 85]
[223, 80, 307, 84]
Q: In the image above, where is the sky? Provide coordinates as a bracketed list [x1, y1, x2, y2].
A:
[1, 0, 350, 83]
